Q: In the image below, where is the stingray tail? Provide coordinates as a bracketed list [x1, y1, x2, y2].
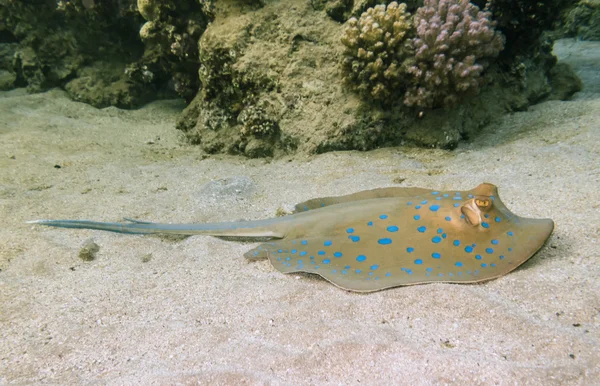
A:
[26, 217, 285, 238]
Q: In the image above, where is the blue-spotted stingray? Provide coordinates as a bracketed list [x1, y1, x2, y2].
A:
[29, 183, 553, 292]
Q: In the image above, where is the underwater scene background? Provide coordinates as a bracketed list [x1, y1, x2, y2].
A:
[1, 0, 599, 384]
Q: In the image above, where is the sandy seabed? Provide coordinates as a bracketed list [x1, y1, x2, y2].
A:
[1, 39, 599, 385]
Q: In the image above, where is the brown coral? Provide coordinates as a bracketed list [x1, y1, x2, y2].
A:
[340, 2, 413, 101]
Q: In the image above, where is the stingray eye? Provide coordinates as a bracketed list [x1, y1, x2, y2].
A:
[474, 197, 492, 210]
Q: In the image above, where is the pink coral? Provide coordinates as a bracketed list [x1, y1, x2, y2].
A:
[404, 0, 504, 108]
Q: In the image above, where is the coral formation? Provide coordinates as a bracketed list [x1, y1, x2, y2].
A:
[127, 0, 213, 102]
[0, 0, 152, 106]
[404, 0, 505, 108]
[340, 0, 504, 108]
[561, 0, 600, 40]
[340, 2, 413, 101]
[0, 0, 585, 156]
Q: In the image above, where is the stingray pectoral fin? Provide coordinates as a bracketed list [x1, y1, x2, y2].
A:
[511, 217, 555, 268]
[251, 236, 436, 293]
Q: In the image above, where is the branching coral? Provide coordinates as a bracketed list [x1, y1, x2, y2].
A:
[404, 0, 504, 108]
[340, 2, 413, 101]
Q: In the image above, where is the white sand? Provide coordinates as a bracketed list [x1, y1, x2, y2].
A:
[1, 39, 598, 384]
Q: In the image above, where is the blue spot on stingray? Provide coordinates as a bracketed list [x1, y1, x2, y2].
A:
[495, 217, 501, 223]
[482, 222, 490, 229]
[438, 273, 444, 277]
[356, 255, 366, 262]
[484, 214, 489, 219]
[277, 257, 282, 261]
[334, 252, 343, 258]
[324, 240, 332, 246]
[379, 214, 388, 219]
[430, 205, 440, 212]
[465, 246, 474, 253]
[301, 240, 308, 245]
[300, 251, 307, 256]
[291, 249, 297, 254]
[387, 226, 399, 232]
[407, 247, 414, 253]
[455, 262, 463, 267]
[346, 228, 354, 234]
[432, 191, 439, 195]
[490, 263, 496, 267]
[407, 201, 413, 205]
[475, 254, 482, 260]
[413, 215, 421, 220]
[286, 257, 291, 261]
[297, 260, 303, 264]
[491, 239, 499, 245]
[341, 270, 347, 275]
[486, 248, 494, 254]
[318, 250, 326, 255]
[460, 214, 465, 219]
[378, 238, 392, 245]
[320, 203, 325, 207]
[415, 205, 421, 209]
[443, 193, 449, 197]
[436, 228, 442, 234]
[405, 270, 413, 275]
[310, 256, 314, 259]
[442, 233, 447, 239]
[432, 236, 442, 243]
[332, 269, 337, 273]
[445, 216, 452, 221]
[344, 265, 350, 269]
[454, 203, 460, 207]
[414, 259, 423, 265]
[417, 226, 427, 233]
[367, 221, 373, 226]
[453, 240, 460, 247]
[499, 255, 505, 260]
[277, 249, 283, 253]
[468, 194, 474, 198]
[453, 196, 462, 200]
[303, 206, 308, 211]
[356, 269, 362, 273]
[370, 264, 379, 270]
[508, 248, 513, 252]
[436, 197, 442, 200]
[314, 265, 319, 269]
[426, 267, 433, 272]
[481, 263, 487, 268]
[507, 231, 514, 236]
[386, 272, 392, 277]
[349, 235, 360, 242]
[421, 200, 428, 204]
[432, 252, 441, 259]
